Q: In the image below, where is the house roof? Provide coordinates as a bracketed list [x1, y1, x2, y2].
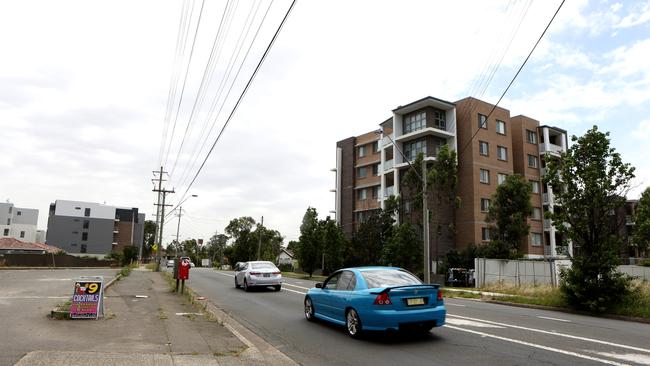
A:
[280, 248, 294, 257]
[0, 238, 62, 253]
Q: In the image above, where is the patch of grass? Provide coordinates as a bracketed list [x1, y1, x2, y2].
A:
[610, 280, 650, 318]
[444, 290, 481, 299]
[281, 272, 327, 281]
[119, 266, 132, 277]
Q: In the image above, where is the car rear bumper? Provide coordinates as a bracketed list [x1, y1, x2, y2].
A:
[247, 277, 282, 286]
[359, 305, 446, 331]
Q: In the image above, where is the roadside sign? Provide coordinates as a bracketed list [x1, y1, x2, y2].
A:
[70, 276, 104, 319]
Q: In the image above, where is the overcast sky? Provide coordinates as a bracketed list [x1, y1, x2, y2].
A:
[1, 0, 649, 246]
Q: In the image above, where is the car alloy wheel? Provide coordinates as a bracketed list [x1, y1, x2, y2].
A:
[346, 309, 362, 338]
[304, 297, 315, 321]
[234, 277, 240, 289]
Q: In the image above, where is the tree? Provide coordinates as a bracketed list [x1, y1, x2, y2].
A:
[225, 217, 257, 263]
[320, 217, 347, 274]
[633, 187, 650, 257]
[207, 232, 229, 266]
[381, 223, 421, 274]
[286, 240, 300, 254]
[545, 126, 635, 312]
[347, 205, 395, 267]
[297, 207, 321, 277]
[142, 220, 157, 259]
[485, 174, 533, 258]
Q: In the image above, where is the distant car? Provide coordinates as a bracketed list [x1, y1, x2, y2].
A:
[234, 261, 282, 291]
[166, 259, 174, 268]
[304, 266, 445, 338]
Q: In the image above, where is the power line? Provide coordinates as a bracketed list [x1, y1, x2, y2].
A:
[174, 0, 297, 212]
[163, 0, 207, 167]
[458, 0, 565, 158]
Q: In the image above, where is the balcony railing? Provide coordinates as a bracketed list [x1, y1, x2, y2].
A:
[384, 186, 395, 197]
[381, 134, 394, 147]
[540, 143, 563, 155]
[384, 159, 394, 171]
[543, 219, 551, 230]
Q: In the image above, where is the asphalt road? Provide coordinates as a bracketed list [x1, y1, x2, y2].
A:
[182, 268, 650, 366]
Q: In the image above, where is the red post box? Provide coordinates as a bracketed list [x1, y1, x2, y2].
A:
[178, 258, 190, 280]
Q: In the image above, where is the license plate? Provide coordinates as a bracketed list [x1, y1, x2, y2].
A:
[406, 297, 425, 306]
[264, 274, 270, 277]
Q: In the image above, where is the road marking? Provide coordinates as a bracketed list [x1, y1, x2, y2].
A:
[282, 287, 307, 295]
[446, 318, 504, 328]
[446, 303, 467, 307]
[537, 316, 571, 323]
[283, 283, 310, 291]
[594, 352, 650, 365]
[447, 314, 650, 354]
[215, 272, 235, 278]
[445, 325, 629, 366]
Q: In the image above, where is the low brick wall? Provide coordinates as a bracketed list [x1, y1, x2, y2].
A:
[0, 253, 118, 267]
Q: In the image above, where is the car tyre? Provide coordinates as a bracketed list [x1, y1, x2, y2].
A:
[274, 285, 281, 291]
[304, 297, 315, 322]
[234, 277, 240, 289]
[244, 279, 251, 292]
[346, 308, 363, 338]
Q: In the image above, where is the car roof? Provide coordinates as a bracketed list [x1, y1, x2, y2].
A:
[246, 261, 274, 264]
[339, 266, 403, 272]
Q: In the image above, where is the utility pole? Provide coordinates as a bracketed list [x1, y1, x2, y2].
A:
[152, 166, 174, 272]
[423, 161, 430, 284]
[257, 216, 263, 260]
[175, 206, 183, 246]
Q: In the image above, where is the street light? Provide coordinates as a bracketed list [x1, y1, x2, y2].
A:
[374, 129, 431, 284]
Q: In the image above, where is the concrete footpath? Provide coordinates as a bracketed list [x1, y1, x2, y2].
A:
[15, 269, 266, 366]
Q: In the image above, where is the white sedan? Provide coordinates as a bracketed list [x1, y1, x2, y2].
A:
[234, 261, 282, 292]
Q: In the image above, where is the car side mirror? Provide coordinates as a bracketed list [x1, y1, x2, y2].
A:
[315, 283, 323, 289]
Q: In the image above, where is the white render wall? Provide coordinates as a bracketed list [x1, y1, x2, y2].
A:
[54, 200, 116, 220]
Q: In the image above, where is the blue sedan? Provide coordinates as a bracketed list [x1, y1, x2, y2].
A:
[304, 266, 445, 338]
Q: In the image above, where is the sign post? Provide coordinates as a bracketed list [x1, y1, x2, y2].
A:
[70, 276, 104, 319]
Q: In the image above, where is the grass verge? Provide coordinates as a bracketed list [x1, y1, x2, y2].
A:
[281, 272, 327, 282]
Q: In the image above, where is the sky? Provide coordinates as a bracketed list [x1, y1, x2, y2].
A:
[1, 0, 649, 246]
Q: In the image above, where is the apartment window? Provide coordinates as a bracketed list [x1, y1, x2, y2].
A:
[404, 139, 427, 161]
[528, 154, 539, 168]
[478, 114, 487, 129]
[481, 227, 491, 241]
[432, 137, 446, 156]
[526, 130, 537, 144]
[358, 145, 367, 158]
[497, 146, 508, 161]
[480, 198, 491, 212]
[83, 220, 89, 229]
[433, 109, 446, 129]
[404, 112, 426, 134]
[531, 233, 542, 247]
[358, 189, 367, 200]
[357, 166, 367, 178]
[17, 211, 22, 216]
[498, 173, 507, 185]
[80, 244, 87, 253]
[371, 186, 379, 199]
[82, 232, 88, 241]
[373, 141, 379, 153]
[20, 231, 25, 238]
[6, 218, 10, 225]
[8, 206, 12, 214]
[71, 243, 77, 247]
[530, 180, 540, 194]
[532, 208, 542, 220]
[3, 229, 9, 236]
[479, 141, 489, 156]
[84, 208, 91, 217]
[496, 120, 506, 135]
[480, 169, 490, 184]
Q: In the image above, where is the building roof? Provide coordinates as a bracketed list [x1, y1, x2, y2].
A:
[0, 238, 62, 253]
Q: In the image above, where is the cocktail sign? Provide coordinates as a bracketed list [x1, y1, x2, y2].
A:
[70, 276, 104, 319]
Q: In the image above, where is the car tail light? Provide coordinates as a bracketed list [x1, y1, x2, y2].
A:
[437, 289, 443, 301]
[373, 293, 392, 305]
[250, 272, 261, 276]
[272, 271, 281, 275]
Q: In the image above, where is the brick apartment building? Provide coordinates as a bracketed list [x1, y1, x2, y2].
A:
[335, 95, 570, 263]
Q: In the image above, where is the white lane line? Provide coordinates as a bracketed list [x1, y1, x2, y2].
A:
[446, 318, 504, 328]
[447, 314, 650, 354]
[282, 287, 307, 295]
[444, 325, 629, 366]
[446, 303, 467, 307]
[283, 283, 311, 291]
[594, 352, 650, 365]
[537, 316, 572, 323]
[215, 272, 235, 278]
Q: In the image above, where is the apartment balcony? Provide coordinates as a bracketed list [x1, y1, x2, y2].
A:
[381, 134, 394, 148]
[544, 245, 551, 256]
[543, 219, 551, 231]
[384, 159, 394, 171]
[395, 126, 454, 143]
[355, 199, 380, 212]
[539, 143, 563, 156]
[384, 188, 394, 198]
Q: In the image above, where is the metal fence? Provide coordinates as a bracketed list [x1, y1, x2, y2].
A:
[474, 258, 650, 287]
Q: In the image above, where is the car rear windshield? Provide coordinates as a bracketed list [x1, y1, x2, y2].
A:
[251, 263, 277, 270]
[361, 270, 422, 288]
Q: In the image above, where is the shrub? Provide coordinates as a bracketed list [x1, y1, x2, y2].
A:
[278, 263, 294, 272]
[640, 259, 650, 267]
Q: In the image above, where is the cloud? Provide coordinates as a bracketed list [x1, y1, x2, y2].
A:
[631, 120, 650, 140]
[615, 1, 650, 28]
